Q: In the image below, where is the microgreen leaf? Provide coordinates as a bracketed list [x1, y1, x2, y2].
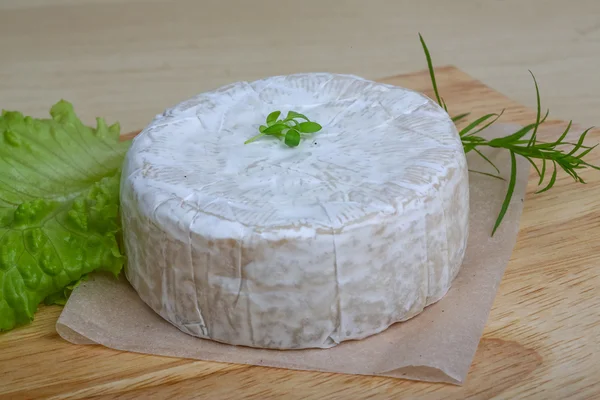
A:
[267, 111, 281, 125]
[245, 110, 322, 147]
[285, 129, 301, 147]
[286, 111, 310, 122]
[244, 132, 266, 144]
[298, 122, 322, 133]
[263, 123, 288, 134]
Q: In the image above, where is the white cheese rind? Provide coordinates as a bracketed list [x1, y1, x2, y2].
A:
[120, 73, 469, 349]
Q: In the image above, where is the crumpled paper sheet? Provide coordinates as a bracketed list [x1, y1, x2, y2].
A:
[56, 123, 529, 385]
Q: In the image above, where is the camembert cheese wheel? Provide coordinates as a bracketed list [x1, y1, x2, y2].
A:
[120, 73, 469, 349]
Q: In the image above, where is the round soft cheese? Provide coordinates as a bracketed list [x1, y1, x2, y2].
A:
[120, 73, 469, 350]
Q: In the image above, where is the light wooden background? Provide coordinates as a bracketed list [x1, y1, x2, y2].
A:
[0, 0, 599, 133]
[2, 1, 600, 399]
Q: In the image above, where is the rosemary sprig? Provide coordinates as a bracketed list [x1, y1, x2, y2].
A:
[419, 33, 600, 235]
[245, 110, 322, 147]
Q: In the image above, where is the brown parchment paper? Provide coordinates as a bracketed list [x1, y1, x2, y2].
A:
[56, 123, 530, 385]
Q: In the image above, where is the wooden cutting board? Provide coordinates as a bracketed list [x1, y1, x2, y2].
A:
[2, 66, 600, 400]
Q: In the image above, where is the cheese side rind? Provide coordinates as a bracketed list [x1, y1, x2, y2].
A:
[120, 73, 469, 349]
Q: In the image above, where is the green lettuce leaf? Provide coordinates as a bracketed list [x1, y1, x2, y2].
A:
[0, 100, 130, 331]
[43, 274, 90, 306]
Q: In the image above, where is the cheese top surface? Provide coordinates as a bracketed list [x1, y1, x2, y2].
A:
[125, 73, 463, 236]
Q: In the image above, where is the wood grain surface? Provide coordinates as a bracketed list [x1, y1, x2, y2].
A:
[2, 66, 600, 399]
[1, 0, 600, 131]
